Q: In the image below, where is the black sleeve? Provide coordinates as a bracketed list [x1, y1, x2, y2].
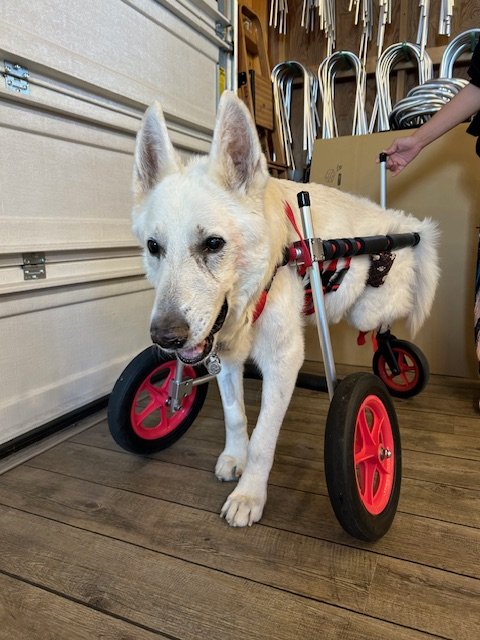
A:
[468, 40, 480, 88]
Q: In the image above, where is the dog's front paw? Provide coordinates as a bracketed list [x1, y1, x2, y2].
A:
[215, 453, 246, 482]
[220, 489, 266, 527]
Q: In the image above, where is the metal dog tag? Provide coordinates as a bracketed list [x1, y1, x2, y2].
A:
[205, 352, 222, 375]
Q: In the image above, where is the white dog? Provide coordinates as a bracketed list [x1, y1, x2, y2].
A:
[132, 91, 439, 527]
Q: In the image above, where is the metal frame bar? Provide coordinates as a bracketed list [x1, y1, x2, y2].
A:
[297, 192, 338, 399]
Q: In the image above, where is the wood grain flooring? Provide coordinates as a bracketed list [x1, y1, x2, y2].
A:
[0, 362, 479, 640]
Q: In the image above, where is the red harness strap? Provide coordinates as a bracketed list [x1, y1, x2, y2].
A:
[252, 201, 302, 324]
[255, 200, 354, 322]
[252, 290, 268, 323]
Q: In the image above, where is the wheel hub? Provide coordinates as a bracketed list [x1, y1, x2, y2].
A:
[379, 446, 392, 460]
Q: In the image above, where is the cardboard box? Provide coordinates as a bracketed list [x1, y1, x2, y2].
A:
[308, 124, 480, 378]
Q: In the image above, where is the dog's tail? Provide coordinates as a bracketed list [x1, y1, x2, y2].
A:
[407, 216, 441, 337]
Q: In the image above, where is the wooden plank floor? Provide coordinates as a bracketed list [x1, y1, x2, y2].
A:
[0, 363, 479, 639]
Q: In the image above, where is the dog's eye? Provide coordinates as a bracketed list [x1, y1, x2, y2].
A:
[204, 236, 225, 253]
[147, 238, 160, 256]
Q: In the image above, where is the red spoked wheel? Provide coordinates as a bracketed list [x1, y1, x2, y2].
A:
[108, 347, 209, 454]
[373, 339, 429, 398]
[324, 372, 401, 541]
[354, 394, 395, 515]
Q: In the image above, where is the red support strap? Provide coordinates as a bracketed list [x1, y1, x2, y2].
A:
[357, 331, 367, 346]
[357, 330, 379, 351]
[252, 290, 268, 323]
[284, 201, 312, 268]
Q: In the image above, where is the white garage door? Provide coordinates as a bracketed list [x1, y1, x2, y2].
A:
[0, 0, 233, 447]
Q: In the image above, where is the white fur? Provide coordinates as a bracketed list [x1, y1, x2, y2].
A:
[132, 92, 440, 527]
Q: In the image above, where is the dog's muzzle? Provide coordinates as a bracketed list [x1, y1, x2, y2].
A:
[175, 298, 229, 366]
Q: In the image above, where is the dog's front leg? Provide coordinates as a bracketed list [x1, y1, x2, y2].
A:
[221, 325, 304, 527]
[215, 362, 249, 482]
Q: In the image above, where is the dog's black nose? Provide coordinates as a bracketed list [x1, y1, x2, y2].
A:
[150, 316, 189, 350]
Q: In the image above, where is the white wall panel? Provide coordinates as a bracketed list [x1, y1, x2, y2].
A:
[0, 0, 221, 133]
[0, 282, 154, 445]
[0, 113, 134, 253]
[0, 0, 231, 444]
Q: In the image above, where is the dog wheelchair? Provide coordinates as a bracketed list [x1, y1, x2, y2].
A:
[108, 190, 429, 542]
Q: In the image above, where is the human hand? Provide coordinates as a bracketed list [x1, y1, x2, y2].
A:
[381, 135, 423, 176]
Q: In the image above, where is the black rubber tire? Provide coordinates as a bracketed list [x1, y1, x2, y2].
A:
[108, 347, 209, 454]
[372, 339, 429, 398]
[324, 372, 401, 542]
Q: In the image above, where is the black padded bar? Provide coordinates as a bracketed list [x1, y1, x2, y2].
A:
[321, 232, 420, 260]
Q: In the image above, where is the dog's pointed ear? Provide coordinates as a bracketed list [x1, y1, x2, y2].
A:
[133, 101, 181, 198]
[208, 91, 268, 192]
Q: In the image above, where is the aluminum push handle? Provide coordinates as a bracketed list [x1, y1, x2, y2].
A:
[379, 152, 387, 208]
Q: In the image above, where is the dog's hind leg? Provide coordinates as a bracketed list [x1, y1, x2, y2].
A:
[215, 363, 249, 482]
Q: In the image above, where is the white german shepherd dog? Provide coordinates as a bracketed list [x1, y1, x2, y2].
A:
[132, 91, 439, 527]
